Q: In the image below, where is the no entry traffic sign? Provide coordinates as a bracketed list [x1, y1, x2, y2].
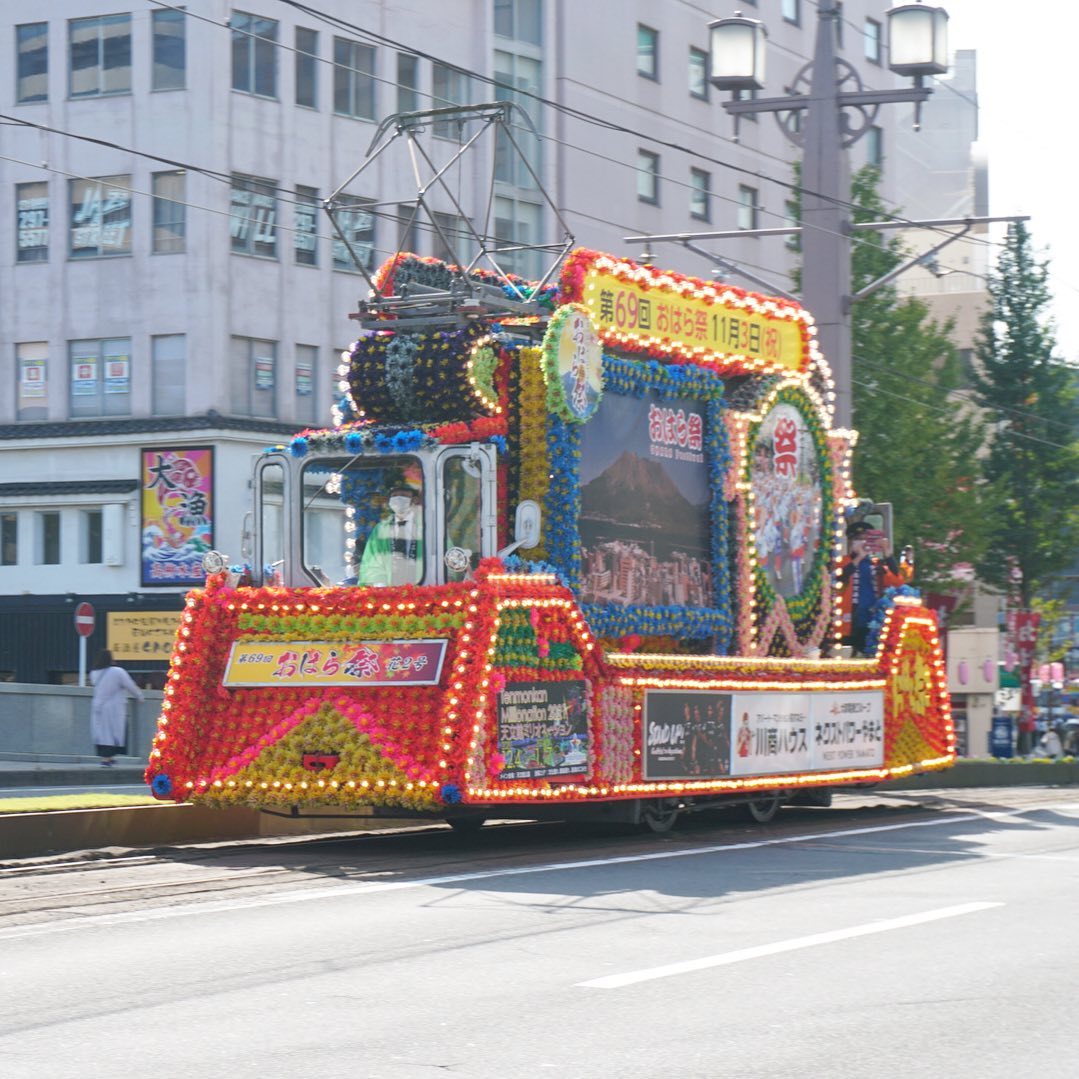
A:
[74, 601, 95, 638]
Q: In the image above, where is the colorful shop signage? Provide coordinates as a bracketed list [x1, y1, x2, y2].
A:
[140, 447, 214, 587]
[496, 680, 590, 780]
[561, 250, 809, 376]
[222, 639, 448, 687]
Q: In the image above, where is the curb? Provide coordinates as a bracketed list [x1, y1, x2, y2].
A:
[0, 767, 147, 788]
[2, 759, 1077, 860]
[0, 803, 421, 860]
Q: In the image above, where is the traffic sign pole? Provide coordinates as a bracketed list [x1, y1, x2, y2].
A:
[74, 602, 96, 687]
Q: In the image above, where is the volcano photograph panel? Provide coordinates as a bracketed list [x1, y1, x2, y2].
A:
[579, 390, 713, 608]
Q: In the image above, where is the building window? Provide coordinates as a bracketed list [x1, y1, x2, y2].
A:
[690, 168, 711, 222]
[69, 338, 132, 418]
[229, 174, 277, 259]
[637, 24, 658, 80]
[16, 181, 48, 263]
[16, 23, 48, 103]
[737, 185, 759, 231]
[637, 149, 660, 204]
[733, 87, 759, 122]
[867, 125, 884, 169]
[152, 8, 185, 90]
[81, 510, 103, 565]
[432, 211, 471, 266]
[295, 344, 318, 426]
[70, 14, 131, 98]
[432, 63, 470, 136]
[332, 196, 376, 271]
[231, 337, 277, 419]
[785, 199, 801, 251]
[295, 27, 318, 108]
[295, 185, 319, 266]
[69, 176, 131, 259]
[152, 171, 185, 254]
[231, 12, 277, 98]
[334, 38, 376, 120]
[36, 512, 60, 566]
[152, 334, 186, 416]
[1, 514, 16, 567]
[494, 50, 541, 187]
[16, 342, 48, 421]
[865, 19, 882, 64]
[398, 53, 420, 113]
[396, 202, 420, 253]
[782, 0, 801, 25]
[689, 47, 708, 100]
[494, 196, 542, 279]
[494, 0, 542, 45]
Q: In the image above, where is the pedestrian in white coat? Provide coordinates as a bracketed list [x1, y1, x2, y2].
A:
[90, 649, 144, 766]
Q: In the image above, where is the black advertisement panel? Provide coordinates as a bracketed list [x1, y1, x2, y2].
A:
[579, 389, 712, 608]
[497, 680, 590, 780]
[643, 689, 732, 779]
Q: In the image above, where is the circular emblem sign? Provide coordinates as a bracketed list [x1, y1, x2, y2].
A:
[542, 304, 604, 423]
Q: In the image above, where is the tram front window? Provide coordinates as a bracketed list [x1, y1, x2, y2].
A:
[443, 454, 482, 582]
[302, 455, 425, 586]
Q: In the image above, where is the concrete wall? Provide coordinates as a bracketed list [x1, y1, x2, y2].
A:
[0, 683, 162, 761]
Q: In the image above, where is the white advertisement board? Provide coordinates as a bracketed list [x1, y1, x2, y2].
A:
[728, 690, 885, 776]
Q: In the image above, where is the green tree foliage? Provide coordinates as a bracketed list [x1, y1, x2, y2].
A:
[968, 221, 1079, 606]
[842, 168, 993, 587]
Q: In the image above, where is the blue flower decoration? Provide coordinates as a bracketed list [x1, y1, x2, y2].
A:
[344, 431, 364, 454]
[488, 434, 507, 455]
[150, 774, 173, 797]
[865, 584, 922, 655]
[289, 436, 309, 457]
[440, 783, 463, 805]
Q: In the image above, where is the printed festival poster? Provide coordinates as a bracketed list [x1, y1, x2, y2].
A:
[497, 680, 590, 781]
[579, 389, 712, 608]
[140, 447, 214, 587]
[642, 689, 732, 780]
[750, 401, 823, 599]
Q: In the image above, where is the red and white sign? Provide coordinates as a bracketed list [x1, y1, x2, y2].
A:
[74, 602, 95, 638]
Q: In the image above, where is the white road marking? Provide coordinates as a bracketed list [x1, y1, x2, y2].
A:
[577, 901, 1004, 988]
[0, 804, 1068, 942]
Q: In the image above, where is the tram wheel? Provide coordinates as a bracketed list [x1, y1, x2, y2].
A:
[445, 815, 487, 834]
[743, 794, 782, 824]
[640, 799, 681, 834]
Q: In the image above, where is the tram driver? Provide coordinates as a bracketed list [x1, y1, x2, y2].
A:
[357, 483, 425, 586]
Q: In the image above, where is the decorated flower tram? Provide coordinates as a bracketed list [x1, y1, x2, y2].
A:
[145, 247, 954, 831]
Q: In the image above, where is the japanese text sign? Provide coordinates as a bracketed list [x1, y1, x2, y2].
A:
[563, 253, 809, 376]
[222, 639, 448, 687]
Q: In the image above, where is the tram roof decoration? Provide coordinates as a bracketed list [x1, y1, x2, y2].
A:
[559, 249, 815, 379]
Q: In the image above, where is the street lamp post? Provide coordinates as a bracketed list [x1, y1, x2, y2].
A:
[709, 1, 949, 429]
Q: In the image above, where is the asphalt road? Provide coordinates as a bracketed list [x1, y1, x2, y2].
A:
[1, 788, 1076, 1078]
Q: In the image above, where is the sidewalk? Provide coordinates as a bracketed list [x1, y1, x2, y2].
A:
[0, 755, 147, 788]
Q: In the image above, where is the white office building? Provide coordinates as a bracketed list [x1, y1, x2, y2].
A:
[0, 0, 921, 681]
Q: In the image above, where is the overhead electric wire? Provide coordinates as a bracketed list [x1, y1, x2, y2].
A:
[7, 2, 1062, 434]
